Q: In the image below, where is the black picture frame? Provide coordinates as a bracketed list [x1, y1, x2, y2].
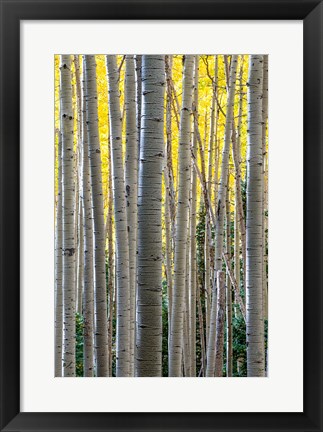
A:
[0, 0, 322, 431]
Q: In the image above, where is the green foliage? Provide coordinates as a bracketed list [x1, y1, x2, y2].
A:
[195, 204, 207, 376]
[75, 313, 84, 377]
[241, 179, 247, 221]
[232, 313, 247, 376]
[106, 255, 117, 377]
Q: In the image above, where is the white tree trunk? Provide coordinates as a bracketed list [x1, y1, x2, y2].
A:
[214, 270, 225, 377]
[234, 61, 244, 316]
[107, 142, 114, 377]
[125, 55, 138, 376]
[81, 58, 94, 376]
[106, 55, 131, 377]
[226, 185, 233, 377]
[183, 217, 191, 377]
[60, 55, 76, 377]
[55, 131, 63, 377]
[84, 55, 109, 377]
[135, 55, 142, 153]
[74, 55, 84, 317]
[189, 55, 199, 377]
[246, 55, 265, 377]
[262, 55, 269, 323]
[136, 55, 165, 377]
[206, 55, 238, 377]
[165, 55, 174, 347]
[169, 55, 195, 377]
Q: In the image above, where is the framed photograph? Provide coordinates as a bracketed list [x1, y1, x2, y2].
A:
[0, 0, 322, 431]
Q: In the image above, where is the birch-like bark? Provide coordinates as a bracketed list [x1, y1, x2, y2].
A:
[183, 215, 191, 377]
[136, 55, 165, 377]
[106, 55, 131, 377]
[165, 55, 174, 341]
[234, 64, 243, 315]
[197, 280, 206, 376]
[125, 55, 138, 376]
[60, 55, 76, 377]
[226, 185, 233, 377]
[213, 56, 220, 210]
[214, 271, 225, 377]
[81, 58, 94, 376]
[55, 131, 63, 377]
[262, 55, 268, 322]
[169, 55, 195, 377]
[107, 141, 114, 377]
[189, 55, 199, 377]
[84, 55, 109, 377]
[74, 55, 83, 317]
[76, 203, 84, 315]
[246, 54, 265, 377]
[135, 55, 142, 154]
[165, 56, 176, 239]
[206, 55, 238, 377]
[205, 216, 211, 347]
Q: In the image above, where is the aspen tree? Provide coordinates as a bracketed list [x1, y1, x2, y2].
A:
[84, 55, 109, 377]
[189, 55, 199, 377]
[135, 55, 142, 152]
[169, 55, 195, 377]
[106, 55, 131, 377]
[107, 138, 114, 377]
[165, 55, 174, 339]
[206, 55, 238, 377]
[60, 55, 76, 377]
[246, 55, 265, 377]
[262, 55, 268, 322]
[234, 62, 244, 314]
[183, 217, 191, 377]
[74, 55, 84, 317]
[226, 184, 233, 377]
[136, 55, 165, 377]
[125, 55, 138, 375]
[214, 271, 225, 377]
[81, 58, 94, 376]
[55, 131, 63, 377]
[213, 57, 220, 210]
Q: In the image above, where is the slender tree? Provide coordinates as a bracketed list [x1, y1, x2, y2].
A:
[81, 57, 94, 376]
[226, 183, 233, 376]
[214, 270, 225, 377]
[55, 131, 63, 377]
[169, 55, 195, 377]
[60, 55, 76, 377]
[107, 136, 115, 377]
[125, 55, 138, 376]
[234, 61, 244, 315]
[262, 55, 269, 322]
[74, 55, 84, 316]
[84, 55, 109, 377]
[189, 55, 199, 377]
[135, 55, 142, 153]
[106, 55, 131, 377]
[165, 55, 175, 341]
[246, 54, 265, 377]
